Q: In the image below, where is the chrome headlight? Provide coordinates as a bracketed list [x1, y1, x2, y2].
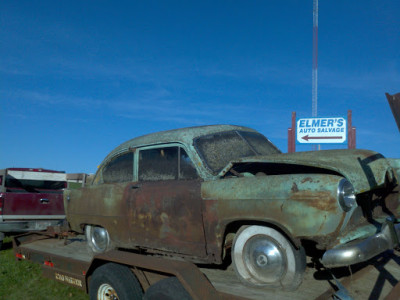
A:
[337, 179, 356, 212]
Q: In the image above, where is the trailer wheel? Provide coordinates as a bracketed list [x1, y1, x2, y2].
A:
[232, 225, 305, 291]
[85, 225, 114, 253]
[89, 263, 143, 300]
[143, 277, 192, 300]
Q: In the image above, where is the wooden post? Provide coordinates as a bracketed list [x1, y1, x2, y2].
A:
[351, 127, 356, 149]
[348, 110, 356, 149]
[288, 112, 296, 153]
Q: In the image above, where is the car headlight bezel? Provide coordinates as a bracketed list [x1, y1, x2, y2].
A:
[337, 178, 356, 212]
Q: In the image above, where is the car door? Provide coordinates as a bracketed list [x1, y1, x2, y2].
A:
[127, 145, 207, 257]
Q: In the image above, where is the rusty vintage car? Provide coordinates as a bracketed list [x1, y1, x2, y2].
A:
[64, 125, 400, 290]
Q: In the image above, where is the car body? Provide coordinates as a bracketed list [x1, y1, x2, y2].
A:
[64, 125, 400, 290]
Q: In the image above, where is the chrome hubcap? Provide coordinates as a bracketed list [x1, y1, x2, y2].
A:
[243, 235, 286, 283]
[91, 226, 109, 252]
[98, 283, 119, 300]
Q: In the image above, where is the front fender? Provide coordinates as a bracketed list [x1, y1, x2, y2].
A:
[201, 174, 347, 257]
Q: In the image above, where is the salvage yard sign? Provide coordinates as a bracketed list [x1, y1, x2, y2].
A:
[296, 117, 347, 144]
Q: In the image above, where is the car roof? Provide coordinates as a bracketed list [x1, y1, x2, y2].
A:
[102, 124, 257, 164]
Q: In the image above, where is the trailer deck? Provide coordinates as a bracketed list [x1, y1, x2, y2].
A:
[202, 251, 400, 300]
[13, 230, 400, 300]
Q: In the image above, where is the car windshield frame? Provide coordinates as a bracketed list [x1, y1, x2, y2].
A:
[193, 130, 281, 175]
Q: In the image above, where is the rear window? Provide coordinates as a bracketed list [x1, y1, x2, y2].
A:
[5, 177, 66, 193]
[4, 170, 66, 193]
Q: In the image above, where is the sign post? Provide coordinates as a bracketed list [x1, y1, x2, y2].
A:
[296, 117, 347, 144]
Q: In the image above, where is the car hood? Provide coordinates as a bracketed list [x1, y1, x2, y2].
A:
[219, 149, 396, 194]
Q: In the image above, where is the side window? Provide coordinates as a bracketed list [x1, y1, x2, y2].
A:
[138, 146, 199, 181]
[139, 147, 178, 181]
[179, 148, 198, 180]
[103, 152, 133, 183]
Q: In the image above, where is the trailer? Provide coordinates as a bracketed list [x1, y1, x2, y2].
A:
[12, 227, 400, 300]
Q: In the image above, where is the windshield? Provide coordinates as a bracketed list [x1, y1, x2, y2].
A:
[194, 130, 280, 174]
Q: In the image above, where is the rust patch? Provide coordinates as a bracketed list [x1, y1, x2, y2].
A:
[301, 177, 313, 184]
[304, 213, 346, 249]
[317, 214, 327, 234]
[290, 190, 337, 212]
[291, 182, 299, 193]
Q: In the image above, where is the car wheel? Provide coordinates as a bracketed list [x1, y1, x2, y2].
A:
[85, 225, 114, 254]
[232, 225, 306, 291]
[89, 263, 143, 300]
[143, 277, 192, 300]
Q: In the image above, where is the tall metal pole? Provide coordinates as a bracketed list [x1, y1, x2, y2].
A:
[312, 0, 318, 118]
[312, 0, 318, 150]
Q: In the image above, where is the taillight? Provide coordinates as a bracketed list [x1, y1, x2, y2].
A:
[16, 253, 26, 259]
[44, 260, 54, 267]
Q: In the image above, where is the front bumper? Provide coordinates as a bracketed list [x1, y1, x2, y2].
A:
[321, 219, 400, 267]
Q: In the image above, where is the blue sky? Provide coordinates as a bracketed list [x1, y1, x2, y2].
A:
[1, 1, 399, 174]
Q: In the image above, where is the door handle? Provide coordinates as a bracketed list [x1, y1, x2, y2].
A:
[131, 185, 141, 189]
[40, 198, 49, 204]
